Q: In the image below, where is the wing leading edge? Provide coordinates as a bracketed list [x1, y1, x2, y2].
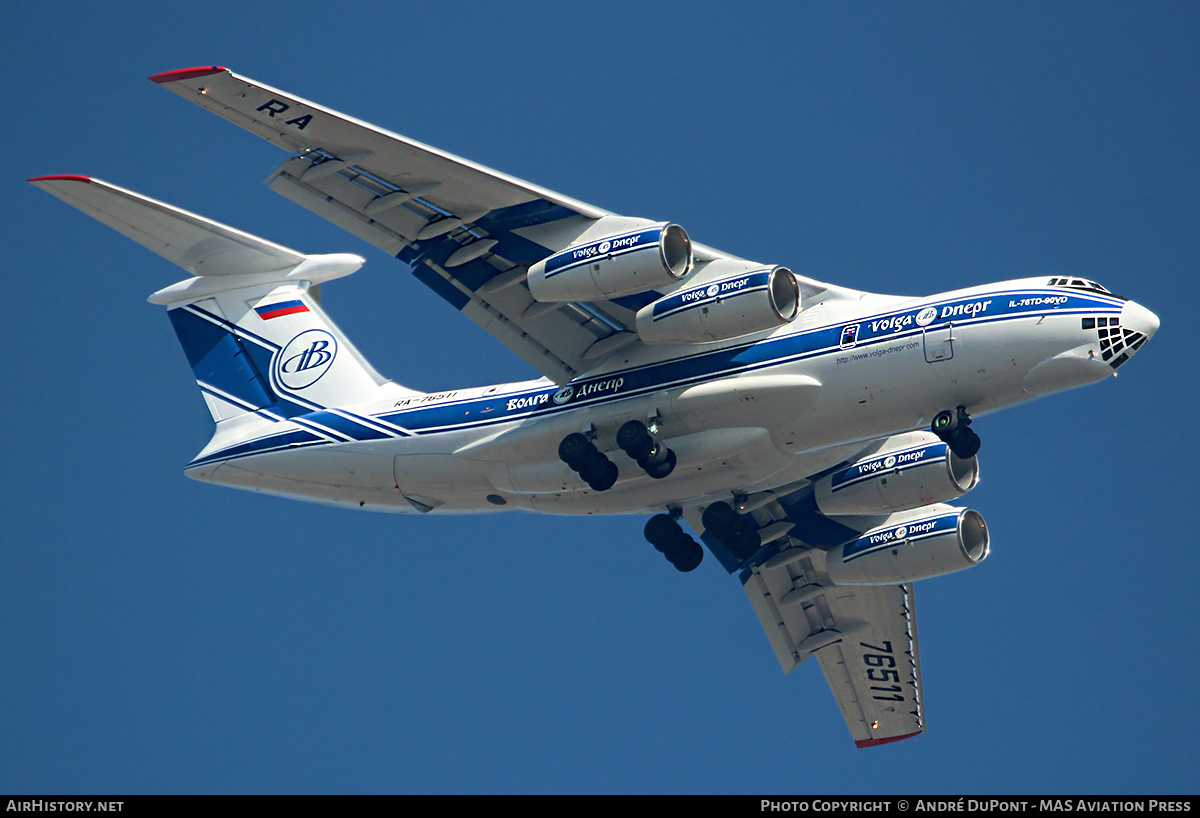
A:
[149, 66, 671, 384]
[149, 67, 852, 385]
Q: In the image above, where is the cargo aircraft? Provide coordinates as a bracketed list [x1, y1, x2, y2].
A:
[31, 66, 1160, 748]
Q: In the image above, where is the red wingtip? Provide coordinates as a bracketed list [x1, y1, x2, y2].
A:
[28, 175, 92, 184]
[148, 65, 226, 84]
[855, 731, 922, 749]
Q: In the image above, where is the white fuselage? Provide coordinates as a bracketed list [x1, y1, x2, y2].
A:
[185, 277, 1157, 515]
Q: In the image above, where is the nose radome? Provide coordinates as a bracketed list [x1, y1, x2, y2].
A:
[1122, 301, 1160, 340]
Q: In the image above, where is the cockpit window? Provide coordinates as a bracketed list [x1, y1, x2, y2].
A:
[1047, 277, 1122, 298]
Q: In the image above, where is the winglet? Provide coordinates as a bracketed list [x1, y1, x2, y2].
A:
[854, 731, 922, 749]
[148, 66, 227, 84]
[28, 175, 91, 184]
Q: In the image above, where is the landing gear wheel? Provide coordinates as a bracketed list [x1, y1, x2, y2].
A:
[701, 501, 740, 538]
[931, 406, 981, 459]
[618, 419, 676, 478]
[729, 523, 762, 561]
[642, 514, 704, 571]
[931, 409, 959, 436]
[665, 538, 703, 572]
[585, 459, 619, 491]
[644, 448, 676, 479]
[644, 514, 680, 550]
[702, 500, 763, 562]
[617, 420, 651, 455]
[560, 433, 617, 490]
[577, 451, 610, 484]
[558, 432, 595, 467]
[951, 428, 981, 459]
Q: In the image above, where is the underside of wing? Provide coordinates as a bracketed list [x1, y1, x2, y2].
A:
[150, 67, 860, 385]
[28, 175, 305, 276]
[745, 545, 925, 747]
[813, 584, 923, 748]
[149, 67, 649, 383]
[680, 431, 990, 747]
[712, 487, 927, 748]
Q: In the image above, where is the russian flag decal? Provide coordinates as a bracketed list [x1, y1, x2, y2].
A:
[255, 299, 310, 320]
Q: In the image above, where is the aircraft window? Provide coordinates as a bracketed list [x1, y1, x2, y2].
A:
[1047, 278, 1122, 299]
[1082, 318, 1095, 329]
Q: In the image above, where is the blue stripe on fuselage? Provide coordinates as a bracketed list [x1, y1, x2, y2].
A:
[380, 288, 1121, 435]
[192, 288, 1121, 465]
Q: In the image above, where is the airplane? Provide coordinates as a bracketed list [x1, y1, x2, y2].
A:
[30, 65, 1160, 749]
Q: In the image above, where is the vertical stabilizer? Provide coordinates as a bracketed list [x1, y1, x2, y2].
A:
[30, 175, 411, 423]
[166, 283, 387, 421]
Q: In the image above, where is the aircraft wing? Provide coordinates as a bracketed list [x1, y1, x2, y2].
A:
[150, 66, 742, 384]
[744, 553, 924, 747]
[684, 479, 927, 748]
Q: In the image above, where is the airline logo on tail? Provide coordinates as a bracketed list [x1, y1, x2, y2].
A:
[274, 330, 338, 390]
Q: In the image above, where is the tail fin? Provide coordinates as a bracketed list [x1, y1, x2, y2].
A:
[29, 175, 404, 421]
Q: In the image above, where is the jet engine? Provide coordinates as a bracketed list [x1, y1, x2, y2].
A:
[825, 507, 989, 585]
[635, 264, 800, 345]
[814, 433, 979, 515]
[527, 222, 693, 302]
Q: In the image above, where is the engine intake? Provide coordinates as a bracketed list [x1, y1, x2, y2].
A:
[635, 264, 800, 345]
[528, 223, 693, 302]
[825, 507, 989, 585]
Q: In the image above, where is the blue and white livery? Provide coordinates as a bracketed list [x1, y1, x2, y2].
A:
[30, 65, 1161, 749]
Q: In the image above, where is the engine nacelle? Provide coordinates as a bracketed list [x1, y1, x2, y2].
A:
[634, 263, 800, 345]
[814, 432, 979, 515]
[825, 507, 989, 585]
[527, 222, 693, 302]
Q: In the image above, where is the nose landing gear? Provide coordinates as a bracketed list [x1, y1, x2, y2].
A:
[644, 513, 704, 572]
[931, 406, 981, 459]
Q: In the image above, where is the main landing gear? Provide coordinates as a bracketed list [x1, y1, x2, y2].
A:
[701, 500, 761, 562]
[617, 419, 676, 479]
[931, 406, 981, 459]
[644, 513, 704, 572]
[557, 417, 677, 492]
[558, 432, 618, 491]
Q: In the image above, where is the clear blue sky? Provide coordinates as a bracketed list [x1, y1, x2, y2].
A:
[3, 1, 1197, 794]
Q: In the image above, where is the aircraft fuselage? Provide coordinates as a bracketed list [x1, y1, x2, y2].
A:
[185, 277, 1157, 515]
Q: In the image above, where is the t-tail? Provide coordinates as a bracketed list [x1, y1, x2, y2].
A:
[29, 175, 411, 441]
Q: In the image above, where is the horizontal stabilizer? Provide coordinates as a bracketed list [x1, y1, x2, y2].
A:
[29, 175, 306, 276]
[32, 174, 400, 423]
